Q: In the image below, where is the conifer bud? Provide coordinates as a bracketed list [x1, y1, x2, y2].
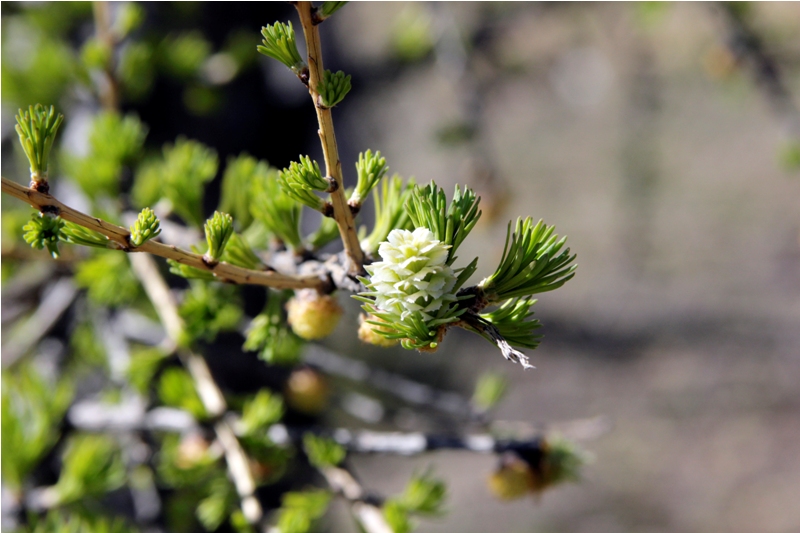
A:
[357, 314, 399, 347]
[284, 368, 329, 415]
[286, 290, 343, 340]
[487, 458, 534, 501]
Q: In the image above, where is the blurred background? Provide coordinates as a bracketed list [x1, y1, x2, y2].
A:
[3, 2, 800, 533]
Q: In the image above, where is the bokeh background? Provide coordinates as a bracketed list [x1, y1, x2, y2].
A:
[3, 2, 800, 533]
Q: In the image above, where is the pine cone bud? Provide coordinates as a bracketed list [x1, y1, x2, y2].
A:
[364, 228, 456, 321]
[286, 290, 343, 340]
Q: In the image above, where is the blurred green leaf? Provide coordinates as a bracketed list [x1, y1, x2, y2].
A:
[1, 365, 73, 490]
[241, 389, 285, 436]
[158, 367, 207, 420]
[303, 433, 345, 469]
[56, 434, 126, 504]
[75, 251, 140, 307]
[179, 281, 242, 343]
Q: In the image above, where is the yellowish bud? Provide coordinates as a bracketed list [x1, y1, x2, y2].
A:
[284, 368, 329, 415]
[286, 290, 343, 340]
[487, 459, 534, 501]
[357, 314, 399, 347]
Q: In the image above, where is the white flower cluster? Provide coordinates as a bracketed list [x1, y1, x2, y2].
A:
[365, 228, 457, 321]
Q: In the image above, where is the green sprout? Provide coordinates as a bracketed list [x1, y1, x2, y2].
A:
[317, 1, 349, 21]
[406, 182, 482, 265]
[350, 149, 388, 206]
[281, 156, 330, 193]
[129, 207, 161, 247]
[253, 169, 304, 250]
[318, 70, 351, 108]
[15, 104, 64, 184]
[479, 217, 577, 302]
[360, 174, 415, 255]
[258, 22, 306, 75]
[23, 213, 64, 258]
[204, 211, 235, 262]
[222, 232, 263, 270]
[478, 297, 542, 350]
[61, 222, 111, 249]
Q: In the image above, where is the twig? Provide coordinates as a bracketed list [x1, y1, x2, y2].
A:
[127, 253, 264, 527]
[2, 177, 326, 291]
[320, 466, 393, 533]
[295, 1, 364, 275]
[1, 278, 78, 368]
[303, 345, 478, 421]
[92, 0, 120, 111]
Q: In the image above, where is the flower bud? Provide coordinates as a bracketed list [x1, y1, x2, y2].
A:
[286, 290, 343, 340]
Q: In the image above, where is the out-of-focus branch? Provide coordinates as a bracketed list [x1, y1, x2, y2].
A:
[715, 3, 800, 137]
[320, 467, 393, 533]
[92, 1, 120, 111]
[128, 253, 264, 527]
[295, 1, 365, 275]
[2, 177, 326, 291]
[1, 278, 78, 368]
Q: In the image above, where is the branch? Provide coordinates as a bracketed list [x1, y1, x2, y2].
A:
[92, 0, 120, 111]
[320, 466, 393, 533]
[2, 177, 325, 291]
[127, 253, 264, 527]
[295, 1, 364, 275]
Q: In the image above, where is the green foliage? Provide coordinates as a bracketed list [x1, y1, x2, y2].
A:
[204, 211, 235, 261]
[303, 434, 345, 469]
[127, 347, 169, 394]
[220, 154, 263, 229]
[406, 182, 481, 265]
[779, 140, 800, 172]
[158, 368, 207, 420]
[65, 111, 147, 199]
[20, 510, 137, 533]
[56, 434, 126, 504]
[541, 437, 589, 487]
[196, 477, 236, 531]
[318, 2, 349, 19]
[114, 2, 146, 38]
[243, 293, 304, 366]
[15, 104, 64, 179]
[479, 217, 577, 302]
[81, 37, 111, 72]
[1, 365, 73, 490]
[68, 320, 108, 372]
[179, 282, 243, 343]
[275, 490, 332, 533]
[394, 470, 447, 516]
[75, 251, 140, 307]
[318, 70, 351, 108]
[471, 372, 508, 411]
[241, 389, 285, 436]
[351, 149, 388, 205]
[391, 6, 434, 62]
[23, 213, 64, 258]
[258, 22, 305, 74]
[222, 232, 264, 270]
[119, 41, 156, 101]
[278, 156, 329, 212]
[159, 31, 212, 79]
[477, 297, 542, 350]
[157, 433, 219, 490]
[252, 168, 304, 250]
[62, 221, 111, 249]
[158, 138, 219, 226]
[361, 175, 415, 255]
[307, 215, 340, 250]
[383, 470, 447, 533]
[383, 501, 413, 533]
[168, 260, 216, 282]
[129, 207, 161, 247]
[2, 22, 77, 110]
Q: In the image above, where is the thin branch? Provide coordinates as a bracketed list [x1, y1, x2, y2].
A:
[127, 253, 264, 527]
[92, 1, 120, 111]
[2, 177, 326, 291]
[321, 466, 393, 533]
[295, 1, 364, 275]
[1, 278, 78, 368]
